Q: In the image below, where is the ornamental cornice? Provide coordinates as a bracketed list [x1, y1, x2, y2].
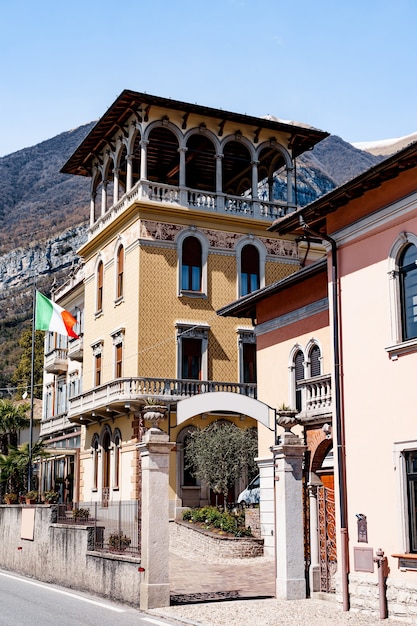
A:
[138, 219, 297, 258]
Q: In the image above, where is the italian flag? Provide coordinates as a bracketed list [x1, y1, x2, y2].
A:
[35, 291, 79, 338]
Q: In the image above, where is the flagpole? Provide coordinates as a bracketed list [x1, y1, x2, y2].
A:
[28, 282, 36, 491]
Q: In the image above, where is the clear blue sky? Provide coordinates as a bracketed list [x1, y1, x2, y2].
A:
[1, 0, 416, 157]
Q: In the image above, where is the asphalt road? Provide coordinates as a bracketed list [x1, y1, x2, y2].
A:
[0, 569, 181, 626]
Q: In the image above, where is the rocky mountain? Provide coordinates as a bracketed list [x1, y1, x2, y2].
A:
[0, 123, 383, 392]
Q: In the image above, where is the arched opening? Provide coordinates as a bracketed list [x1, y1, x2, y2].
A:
[102, 428, 111, 507]
[185, 134, 216, 191]
[117, 144, 128, 196]
[222, 141, 251, 196]
[240, 244, 260, 296]
[258, 146, 288, 203]
[147, 127, 179, 185]
[131, 133, 142, 187]
[181, 236, 202, 292]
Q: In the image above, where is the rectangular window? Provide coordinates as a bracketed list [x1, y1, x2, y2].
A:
[115, 343, 123, 378]
[406, 450, 417, 552]
[182, 338, 202, 380]
[243, 342, 257, 383]
[95, 354, 102, 387]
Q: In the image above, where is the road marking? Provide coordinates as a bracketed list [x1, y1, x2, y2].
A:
[143, 619, 173, 626]
[0, 570, 125, 612]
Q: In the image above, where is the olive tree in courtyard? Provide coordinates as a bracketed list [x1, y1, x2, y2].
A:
[185, 421, 257, 510]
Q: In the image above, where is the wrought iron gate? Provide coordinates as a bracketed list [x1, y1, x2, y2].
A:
[317, 485, 337, 593]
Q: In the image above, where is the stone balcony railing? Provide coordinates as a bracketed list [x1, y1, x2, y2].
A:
[68, 376, 257, 423]
[297, 374, 332, 422]
[44, 348, 68, 375]
[89, 179, 296, 239]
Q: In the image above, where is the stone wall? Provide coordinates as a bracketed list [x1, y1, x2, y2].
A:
[336, 573, 417, 623]
[0, 505, 141, 606]
[244, 508, 261, 539]
[171, 520, 264, 560]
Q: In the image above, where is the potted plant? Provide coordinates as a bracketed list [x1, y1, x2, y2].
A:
[72, 507, 90, 522]
[25, 490, 38, 504]
[3, 493, 18, 504]
[43, 490, 59, 503]
[108, 530, 131, 552]
[276, 403, 299, 433]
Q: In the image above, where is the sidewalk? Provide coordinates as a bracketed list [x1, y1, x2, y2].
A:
[148, 551, 409, 626]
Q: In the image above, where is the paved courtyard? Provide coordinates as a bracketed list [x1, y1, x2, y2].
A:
[148, 551, 410, 626]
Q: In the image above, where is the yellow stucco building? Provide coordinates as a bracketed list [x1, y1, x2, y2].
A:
[40, 90, 327, 516]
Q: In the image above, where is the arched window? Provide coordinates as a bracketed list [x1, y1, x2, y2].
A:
[241, 244, 260, 296]
[113, 430, 121, 489]
[97, 260, 103, 312]
[309, 344, 321, 378]
[182, 236, 202, 292]
[294, 349, 305, 412]
[116, 245, 124, 299]
[400, 243, 417, 340]
[92, 434, 99, 491]
[101, 428, 111, 507]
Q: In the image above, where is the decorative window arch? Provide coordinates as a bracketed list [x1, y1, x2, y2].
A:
[305, 339, 322, 378]
[388, 232, 417, 346]
[176, 229, 209, 297]
[235, 237, 266, 298]
[288, 344, 305, 412]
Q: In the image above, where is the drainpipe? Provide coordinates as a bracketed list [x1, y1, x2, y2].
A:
[300, 217, 350, 611]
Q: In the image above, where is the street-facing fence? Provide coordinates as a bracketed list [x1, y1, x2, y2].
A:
[57, 500, 140, 555]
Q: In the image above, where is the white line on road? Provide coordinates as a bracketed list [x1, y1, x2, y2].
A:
[142, 618, 175, 626]
[0, 570, 125, 612]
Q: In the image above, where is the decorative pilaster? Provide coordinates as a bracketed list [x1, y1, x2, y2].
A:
[138, 428, 174, 610]
[273, 428, 307, 600]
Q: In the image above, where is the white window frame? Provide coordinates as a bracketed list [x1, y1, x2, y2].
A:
[175, 321, 209, 380]
[393, 439, 417, 555]
[176, 229, 209, 298]
[387, 232, 417, 356]
[235, 237, 266, 298]
[237, 328, 256, 384]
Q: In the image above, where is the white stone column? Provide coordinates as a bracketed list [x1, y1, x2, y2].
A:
[139, 428, 174, 610]
[126, 153, 133, 191]
[113, 167, 120, 204]
[140, 140, 149, 180]
[251, 160, 259, 199]
[273, 430, 307, 600]
[101, 180, 107, 216]
[90, 193, 96, 226]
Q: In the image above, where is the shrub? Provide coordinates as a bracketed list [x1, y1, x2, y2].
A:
[182, 506, 252, 537]
[72, 507, 90, 520]
[108, 530, 131, 551]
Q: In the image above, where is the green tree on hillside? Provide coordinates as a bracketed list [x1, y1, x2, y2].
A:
[185, 421, 258, 510]
[10, 329, 44, 400]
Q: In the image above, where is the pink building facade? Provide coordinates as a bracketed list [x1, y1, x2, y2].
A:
[220, 141, 417, 619]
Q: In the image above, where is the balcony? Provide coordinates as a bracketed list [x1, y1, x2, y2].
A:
[68, 376, 257, 424]
[297, 374, 332, 423]
[89, 179, 296, 240]
[40, 412, 73, 437]
[68, 335, 84, 362]
[44, 349, 68, 374]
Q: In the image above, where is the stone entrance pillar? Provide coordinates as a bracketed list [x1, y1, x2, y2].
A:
[139, 428, 174, 610]
[273, 429, 307, 600]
